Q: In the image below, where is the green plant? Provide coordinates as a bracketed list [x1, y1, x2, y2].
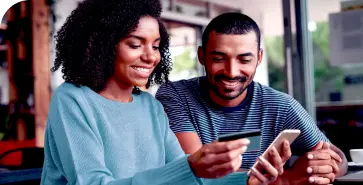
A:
[172, 47, 196, 73]
[264, 35, 286, 93]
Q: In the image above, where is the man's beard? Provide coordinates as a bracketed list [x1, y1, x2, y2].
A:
[211, 83, 248, 100]
[206, 70, 256, 100]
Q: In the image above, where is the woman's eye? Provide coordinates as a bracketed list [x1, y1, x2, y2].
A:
[153, 46, 159, 50]
[129, 45, 141, 49]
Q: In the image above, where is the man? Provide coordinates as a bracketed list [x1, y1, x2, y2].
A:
[156, 13, 347, 184]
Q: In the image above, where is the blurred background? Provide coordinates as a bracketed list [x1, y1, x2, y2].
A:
[0, 0, 362, 184]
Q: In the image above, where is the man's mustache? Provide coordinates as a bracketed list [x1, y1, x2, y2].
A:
[214, 75, 247, 82]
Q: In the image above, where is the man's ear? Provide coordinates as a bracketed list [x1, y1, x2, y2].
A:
[257, 48, 263, 66]
[197, 46, 205, 66]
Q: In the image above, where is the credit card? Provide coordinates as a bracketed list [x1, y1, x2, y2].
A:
[218, 129, 261, 152]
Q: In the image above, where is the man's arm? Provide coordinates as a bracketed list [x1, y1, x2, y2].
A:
[330, 143, 348, 177]
[274, 142, 347, 185]
[281, 97, 348, 184]
[175, 132, 203, 154]
[155, 83, 203, 154]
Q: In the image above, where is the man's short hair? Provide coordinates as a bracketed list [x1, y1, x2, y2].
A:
[202, 12, 261, 50]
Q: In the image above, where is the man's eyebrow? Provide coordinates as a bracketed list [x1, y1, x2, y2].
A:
[210, 50, 226, 55]
[238, 52, 254, 57]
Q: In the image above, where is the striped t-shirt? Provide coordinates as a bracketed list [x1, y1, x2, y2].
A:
[155, 77, 329, 169]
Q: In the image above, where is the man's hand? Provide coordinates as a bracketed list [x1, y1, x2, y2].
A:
[248, 140, 292, 185]
[289, 141, 342, 184]
[188, 139, 250, 178]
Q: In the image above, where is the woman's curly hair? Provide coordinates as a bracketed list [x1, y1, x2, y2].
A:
[52, 0, 172, 92]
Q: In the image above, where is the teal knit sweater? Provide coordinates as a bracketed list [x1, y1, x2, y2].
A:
[40, 83, 247, 185]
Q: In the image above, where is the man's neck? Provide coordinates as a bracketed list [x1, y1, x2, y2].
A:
[209, 88, 248, 107]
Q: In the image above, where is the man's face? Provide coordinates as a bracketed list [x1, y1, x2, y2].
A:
[198, 31, 263, 100]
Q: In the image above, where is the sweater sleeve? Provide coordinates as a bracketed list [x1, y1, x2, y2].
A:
[43, 90, 201, 185]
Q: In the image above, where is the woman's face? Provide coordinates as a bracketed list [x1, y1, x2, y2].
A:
[114, 16, 161, 87]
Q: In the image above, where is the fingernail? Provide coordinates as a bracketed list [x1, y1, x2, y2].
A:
[307, 167, 312, 174]
[285, 141, 289, 146]
[307, 154, 314, 159]
[338, 157, 342, 163]
[259, 157, 267, 164]
[241, 146, 247, 151]
[251, 167, 258, 174]
[309, 177, 315, 183]
[246, 139, 251, 145]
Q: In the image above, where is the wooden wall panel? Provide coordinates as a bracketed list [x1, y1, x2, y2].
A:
[31, 0, 50, 147]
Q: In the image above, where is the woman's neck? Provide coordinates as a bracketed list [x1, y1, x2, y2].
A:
[99, 77, 134, 103]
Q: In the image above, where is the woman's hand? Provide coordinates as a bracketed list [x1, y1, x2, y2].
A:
[188, 139, 250, 178]
[248, 140, 292, 185]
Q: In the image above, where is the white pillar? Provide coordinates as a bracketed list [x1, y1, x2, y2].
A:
[51, 0, 82, 91]
[239, 2, 269, 86]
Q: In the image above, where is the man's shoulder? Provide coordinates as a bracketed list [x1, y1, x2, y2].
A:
[156, 77, 201, 98]
[253, 82, 293, 105]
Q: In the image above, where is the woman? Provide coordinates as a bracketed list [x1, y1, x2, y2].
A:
[41, 0, 284, 184]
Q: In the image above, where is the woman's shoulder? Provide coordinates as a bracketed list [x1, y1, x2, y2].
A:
[51, 82, 87, 104]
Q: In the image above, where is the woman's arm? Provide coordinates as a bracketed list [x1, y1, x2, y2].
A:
[42, 92, 201, 185]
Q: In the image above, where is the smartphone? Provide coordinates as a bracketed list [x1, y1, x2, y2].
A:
[250, 129, 300, 170]
[219, 129, 261, 152]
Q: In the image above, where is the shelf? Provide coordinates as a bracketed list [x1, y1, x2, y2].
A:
[316, 100, 363, 107]
[0, 23, 7, 30]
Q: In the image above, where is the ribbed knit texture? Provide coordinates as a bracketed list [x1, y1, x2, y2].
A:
[41, 82, 247, 185]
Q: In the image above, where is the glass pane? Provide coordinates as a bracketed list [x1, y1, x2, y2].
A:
[263, 0, 288, 93]
[163, 20, 200, 81]
[175, 0, 208, 18]
[308, 1, 363, 103]
[147, 20, 202, 96]
[308, 0, 363, 162]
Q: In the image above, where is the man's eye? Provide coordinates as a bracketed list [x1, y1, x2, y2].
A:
[213, 58, 224, 61]
[240, 59, 251, 63]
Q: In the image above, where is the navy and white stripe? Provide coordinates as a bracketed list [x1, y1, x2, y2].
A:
[155, 77, 329, 169]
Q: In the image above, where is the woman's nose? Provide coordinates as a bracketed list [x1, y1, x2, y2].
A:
[141, 53, 157, 64]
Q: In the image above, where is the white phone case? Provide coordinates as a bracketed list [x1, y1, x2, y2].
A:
[249, 129, 301, 171]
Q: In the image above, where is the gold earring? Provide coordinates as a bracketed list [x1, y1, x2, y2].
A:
[132, 86, 141, 94]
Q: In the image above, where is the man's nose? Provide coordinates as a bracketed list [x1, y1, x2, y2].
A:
[224, 60, 239, 79]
